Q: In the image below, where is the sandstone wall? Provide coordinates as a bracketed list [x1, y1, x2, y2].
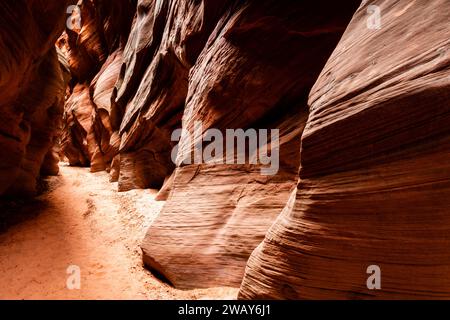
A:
[141, 0, 360, 289]
[0, 1, 72, 196]
[60, 0, 360, 289]
[239, 0, 450, 299]
[59, 0, 136, 173]
[57, 0, 450, 297]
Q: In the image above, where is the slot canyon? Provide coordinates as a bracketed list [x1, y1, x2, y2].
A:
[0, 0, 449, 300]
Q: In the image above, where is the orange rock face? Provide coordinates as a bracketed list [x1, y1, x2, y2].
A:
[13, 0, 447, 298]
[0, 1, 70, 196]
[59, 0, 135, 174]
[239, 0, 450, 299]
[141, 0, 360, 288]
[61, 84, 95, 167]
[112, 0, 233, 191]
[60, 0, 360, 289]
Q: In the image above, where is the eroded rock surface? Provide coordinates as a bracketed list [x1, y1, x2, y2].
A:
[59, 0, 135, 174]
[60, 0, 360, 288]
[55, 0, 450, 296]
[239, 0, 450, 299]
[141, 0, 360, 289]
[0, 1, 70, 196]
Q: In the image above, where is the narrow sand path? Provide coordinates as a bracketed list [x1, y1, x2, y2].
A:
[0, 164, 237, 300]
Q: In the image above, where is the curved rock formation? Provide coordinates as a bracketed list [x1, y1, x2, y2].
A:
[60, 0, 136, 173]
[58, 0, 360, 289]
[112, 0, 236, 191]
[36, 0, 450, 298]
[239, 0, 450, 299]
[59, 0, 362, 290]
[141, 0, 360, 289]
[61, 84, 95, 167]
[0, 1, 71, 196]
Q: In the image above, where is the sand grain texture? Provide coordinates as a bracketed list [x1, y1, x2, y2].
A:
[0, 165, 237, 300]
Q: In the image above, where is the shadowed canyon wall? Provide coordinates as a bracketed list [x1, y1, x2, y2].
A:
[0, 1, 72, 197]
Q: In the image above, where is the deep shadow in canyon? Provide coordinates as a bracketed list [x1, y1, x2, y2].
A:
[0, 198, 49, 234]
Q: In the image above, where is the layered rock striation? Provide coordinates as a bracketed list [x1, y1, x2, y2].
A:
[0, 1, 72, 196]
[141, 0, 361, 289]
[7, 0, 449, 298]
[60, 0, 361, 288]
[239, 0, 450, 299]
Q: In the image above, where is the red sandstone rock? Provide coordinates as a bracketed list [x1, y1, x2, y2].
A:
[0, 1, 71, 196]
[141, 0, 360, 289]
[34, 0, 450, 297]
[59, 0, 360, 289]
[61, 84, 95, 167]
[6, 50, 66, 196]
[113, 0, 234, 191]
[60, 0, 135, 173]
[239, 0, 450, 299]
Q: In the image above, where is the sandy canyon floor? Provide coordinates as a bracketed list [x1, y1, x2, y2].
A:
[0, 164, 237, 300]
